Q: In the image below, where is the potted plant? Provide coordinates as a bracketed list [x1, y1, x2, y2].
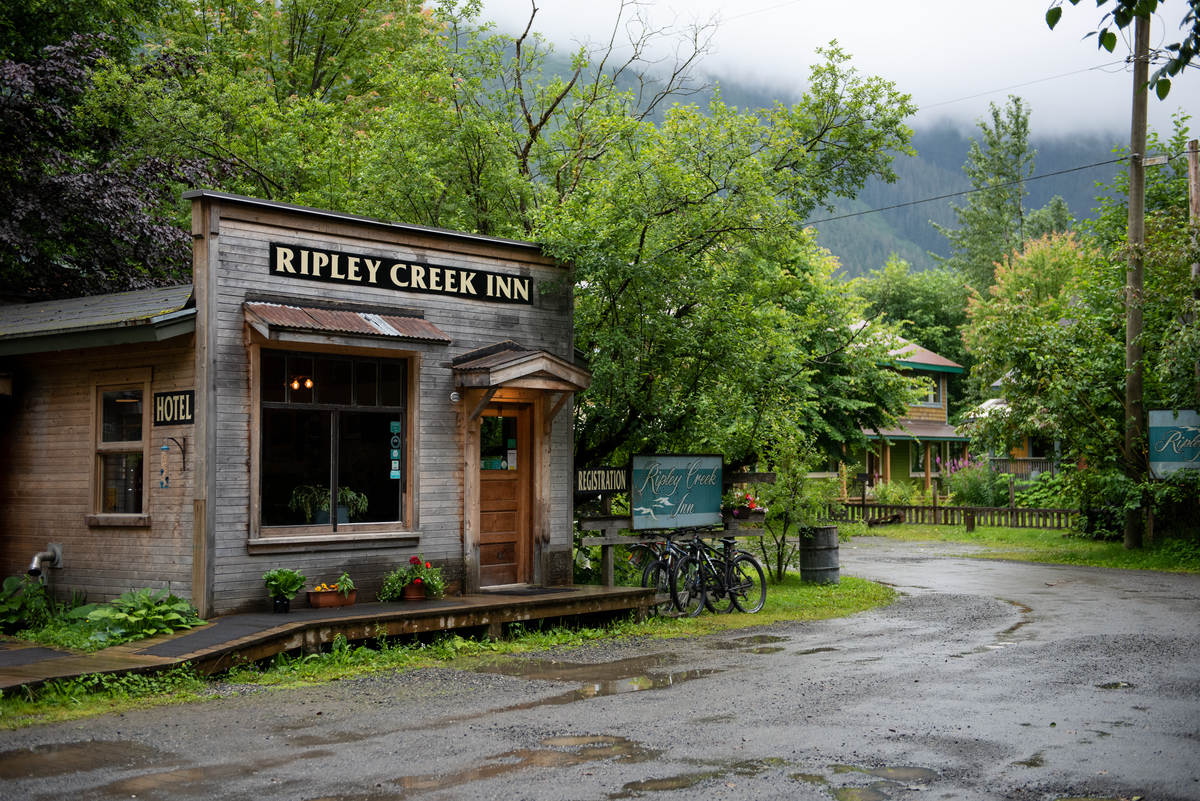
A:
[288, 485, 369, 524]
[722, 489, 766, 524]
[378, 555, 445, 601]
[263, 568, 307, 613]
[307, 571, 357, 608]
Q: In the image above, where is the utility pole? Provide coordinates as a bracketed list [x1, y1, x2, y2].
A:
[1124, 14, 1149, 551]
[1189, 138, 1199, 406]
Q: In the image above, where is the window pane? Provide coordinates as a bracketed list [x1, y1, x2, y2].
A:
[102, 390, 143, 442]
[288, 357, 314, 404]
[262, 352, 286, 404]
[355, 362, 378, 406]
[316, 358, 352, 405]
[261, 409, 332, 526]
[101, 453, 143, 513]
[480, 416, 516, 470]
[380, 362, 404, 407]
[338, 411, 401, 522]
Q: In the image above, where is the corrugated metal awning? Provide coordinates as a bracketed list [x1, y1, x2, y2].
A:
[244, 302, 451, 344]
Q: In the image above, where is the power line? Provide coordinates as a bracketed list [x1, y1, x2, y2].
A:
[920, 61, 1126, 109]
[803, 157, 1127, 226]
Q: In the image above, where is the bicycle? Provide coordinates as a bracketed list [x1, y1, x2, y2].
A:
[640, 533, 691, 616]
[670, 529, 766, 617]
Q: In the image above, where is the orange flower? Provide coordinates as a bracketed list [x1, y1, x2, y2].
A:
[425, 562, 431, 569]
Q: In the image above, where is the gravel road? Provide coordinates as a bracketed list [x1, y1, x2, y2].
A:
[1, 537, 1196, 801]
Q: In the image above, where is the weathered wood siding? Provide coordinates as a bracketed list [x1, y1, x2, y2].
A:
[0, 340, 196, 601]
[201, 199, 576, 614]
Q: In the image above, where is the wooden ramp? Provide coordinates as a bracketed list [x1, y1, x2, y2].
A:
[0, 586, 652, 693]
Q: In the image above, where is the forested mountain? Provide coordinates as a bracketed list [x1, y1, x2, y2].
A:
[708, 79, 1127, 278]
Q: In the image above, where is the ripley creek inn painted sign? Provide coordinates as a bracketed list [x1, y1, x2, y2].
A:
[270, 243, 533, 305]
[1149, 410, 1200, 477]
[630, 454, 723, 530]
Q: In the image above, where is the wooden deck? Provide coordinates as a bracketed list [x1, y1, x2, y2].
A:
[0, 586, 652, 693]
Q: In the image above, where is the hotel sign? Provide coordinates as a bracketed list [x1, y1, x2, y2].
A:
[1149, 410, 1200, 477]
[630, 454, 722, 530]
[269, 243, 533, 305]
[153, 390, 194, 426]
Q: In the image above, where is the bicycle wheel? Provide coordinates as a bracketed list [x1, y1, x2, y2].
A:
[642, 559, 676, 616]
[670, 555, 706, 617]
[729, 554, 767, 613]
[704, 559, 735, 614]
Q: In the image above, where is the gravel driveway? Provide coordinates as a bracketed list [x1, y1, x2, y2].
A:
[1, 536, 1196, 801]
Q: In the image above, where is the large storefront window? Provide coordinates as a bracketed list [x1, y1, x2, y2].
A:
[260, 350, 406, 529]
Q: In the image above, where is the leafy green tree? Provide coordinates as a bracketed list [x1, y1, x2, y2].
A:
[0, 0, 165, 63]
[1046, 0, 1199, 99]
[1025, 194, 1074, 240]
[932, 96, 1035, 292]
[0, 36, 211, 299]
[851, 256, 973, 417]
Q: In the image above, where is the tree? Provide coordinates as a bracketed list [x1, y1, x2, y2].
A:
[932, 96, 1035, 292]
[962, 114, 1199, 536]
[1046, 0, 1200, 99]
[0, 0, 165, 64]
[0, 36, 211, 299]
[851, 256, 974, 418]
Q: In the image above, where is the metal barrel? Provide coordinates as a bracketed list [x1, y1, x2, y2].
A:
[799, 525, 840, 584]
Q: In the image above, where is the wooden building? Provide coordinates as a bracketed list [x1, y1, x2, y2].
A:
[0, 192, 589, 616]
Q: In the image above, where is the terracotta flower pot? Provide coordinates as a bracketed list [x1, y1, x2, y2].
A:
[401, 582, 425, 601]
[307, 589, 357, 608]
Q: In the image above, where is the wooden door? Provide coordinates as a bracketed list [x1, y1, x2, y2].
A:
[478, 405, 531, 586]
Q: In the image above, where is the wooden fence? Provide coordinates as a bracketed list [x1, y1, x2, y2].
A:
[825, 502, 1076, 530]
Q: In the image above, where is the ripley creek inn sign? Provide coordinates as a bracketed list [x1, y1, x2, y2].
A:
[270, 243, 533, 305]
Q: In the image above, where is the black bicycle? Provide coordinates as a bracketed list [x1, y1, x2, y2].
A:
[640, 533, 692, 616]
[669, 529, 766, 616]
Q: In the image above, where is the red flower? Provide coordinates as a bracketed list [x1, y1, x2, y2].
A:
[414, 578, 422, 584]
[410, 555, 421, 565]
[425, 562, 431, 569]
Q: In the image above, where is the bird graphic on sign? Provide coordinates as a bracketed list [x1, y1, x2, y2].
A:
[634, 506, 657, 520]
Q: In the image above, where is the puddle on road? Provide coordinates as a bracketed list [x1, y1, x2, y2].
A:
[608, 758, 780, 798]
[706, 634, 790, 653]
[392, 735, 659, 796]
[1096, 682, 1136, 690]
[791, 772, 829, 784]
[95, 751, 334, 798]
[866, 766, 937, 781]
[796, 647, 839, 655]
[734, 635, 789, 645]
[0, 741, 167, 780]
[473, 654, 722, 712]
[1013, 752, 1046, 768]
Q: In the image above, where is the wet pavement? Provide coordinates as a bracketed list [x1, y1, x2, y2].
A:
[0, 536, 1197, 800]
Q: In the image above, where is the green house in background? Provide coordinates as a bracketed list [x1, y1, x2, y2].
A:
[835, 338, 969, 496]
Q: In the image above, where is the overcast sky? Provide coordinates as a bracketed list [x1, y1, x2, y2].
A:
[479, 0, 1192, 140]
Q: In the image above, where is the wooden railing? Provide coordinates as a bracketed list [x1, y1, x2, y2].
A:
[988, 457, 1057, 479]
[825, 502, 1075, 530]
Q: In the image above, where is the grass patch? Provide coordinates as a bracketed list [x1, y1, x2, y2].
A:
[0, 571, 894, 728]
[857, 524, 1200, 573]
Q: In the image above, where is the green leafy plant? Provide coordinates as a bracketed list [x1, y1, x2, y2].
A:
[312, 571, 355, 598]
[873, 480, 915, 506]
[75, 587, 206, 641]
[263, 568, 307, 600]
[944, 459, 1008, 507]
[0, 575, 54, 633]
[379, 555, 445, 600]
[287, 485, 369, 523]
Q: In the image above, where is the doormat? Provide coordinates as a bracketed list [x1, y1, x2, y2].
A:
[481, 587, 580, 597]
[0, 646, 72, 669]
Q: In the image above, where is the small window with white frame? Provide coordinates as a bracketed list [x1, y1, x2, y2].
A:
[92, 369, 152, 520]
[915, 371, 942, 407]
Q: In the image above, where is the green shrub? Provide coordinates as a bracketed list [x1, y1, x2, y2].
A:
[1015, 470, 1071, 508]
[944, 460, 1008, 506]
[73, 587, 206, 644]
[873, 480, 914, 506]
